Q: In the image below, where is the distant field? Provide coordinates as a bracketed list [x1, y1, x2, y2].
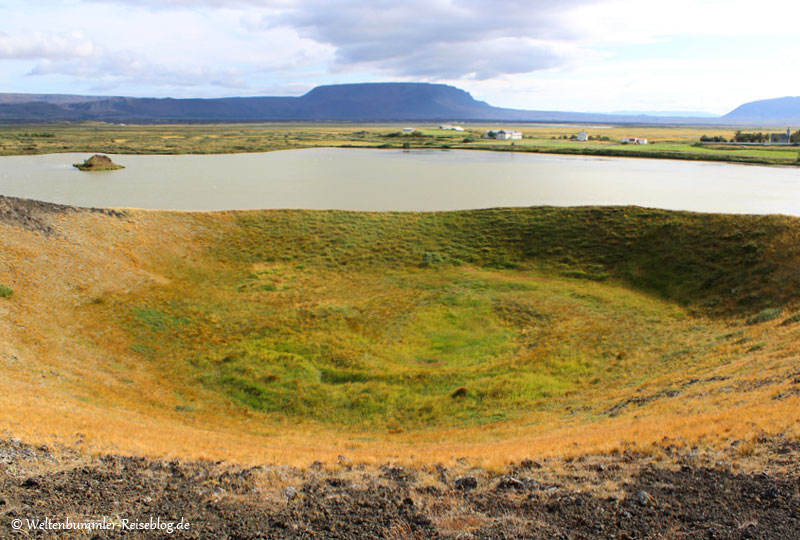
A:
[1, 122, 799, 165]
[1, 202, 799, 466]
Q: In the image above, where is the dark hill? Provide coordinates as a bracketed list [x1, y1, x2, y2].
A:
[294, 82, 491, 120]
[720, 96, 800, 125]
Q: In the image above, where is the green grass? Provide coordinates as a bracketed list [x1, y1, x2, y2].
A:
[454, 143, 796, 165]
[746, 308, 783, 325]
[414, 129, 468, 138]
[127, 266, 693, 429]
[0, 284, 13, 298]
[131, 306, 189, 331]
[780, 312, 800, 325]
[607, 142, 800, 162]
[218, 207, 800, 312]
[95, 206, 800, 431]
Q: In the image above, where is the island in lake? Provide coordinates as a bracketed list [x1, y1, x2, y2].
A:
[73, 154, 124, 171]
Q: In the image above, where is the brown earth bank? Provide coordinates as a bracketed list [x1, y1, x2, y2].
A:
[2, 437, 798, 540]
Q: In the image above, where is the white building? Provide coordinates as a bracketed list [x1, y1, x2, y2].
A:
[576, 130, 588, 142]
[621, 137, 647, 145]
[439, 124, 464, 131]
[484, 129, 522, 140]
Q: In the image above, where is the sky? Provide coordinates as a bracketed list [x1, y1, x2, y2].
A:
[0, 0, 798, 115]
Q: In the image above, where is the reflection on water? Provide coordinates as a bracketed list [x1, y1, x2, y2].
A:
[0, 148, 798, 214]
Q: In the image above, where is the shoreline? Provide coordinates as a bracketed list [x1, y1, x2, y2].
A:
[2, 122, 799, 167]
[2, 142, 797, 167]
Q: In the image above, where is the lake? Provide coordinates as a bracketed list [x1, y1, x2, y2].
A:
[0, 148, 798, 214]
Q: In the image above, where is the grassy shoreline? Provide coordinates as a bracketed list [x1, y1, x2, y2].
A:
[2, 121, 799, 166]
[430, 142, 798, 165]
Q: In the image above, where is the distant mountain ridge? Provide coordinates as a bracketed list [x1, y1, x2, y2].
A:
[0, 93, 110, 105]
[0, 83, 626, 123]
[0, 83, 797, 125]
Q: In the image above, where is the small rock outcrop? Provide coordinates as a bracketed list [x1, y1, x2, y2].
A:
[73, 154, 124, 171]
[495, 476, 525, 491]
[454, 476, 478, 491]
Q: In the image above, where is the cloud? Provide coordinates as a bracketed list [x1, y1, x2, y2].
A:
[84, 0, 285, 9]
[61, 0, 800, 86]
[264, 0, 601, 79]
[0, 6, 322, 95]
[28, 52, 251, 93]
[0, 31, 100, 60]
[342, 38, 568, 80]
[0, 27, 250, 94]
[83, 0, 603, 79]
[71, 0, 793, 87]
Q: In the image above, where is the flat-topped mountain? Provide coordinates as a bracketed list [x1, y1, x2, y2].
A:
[289, 82, 494, 120]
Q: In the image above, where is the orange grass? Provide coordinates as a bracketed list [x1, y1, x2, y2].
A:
[1, 206, 799, 468]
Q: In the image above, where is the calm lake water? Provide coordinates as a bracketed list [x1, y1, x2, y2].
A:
[0, 148, 798, 214]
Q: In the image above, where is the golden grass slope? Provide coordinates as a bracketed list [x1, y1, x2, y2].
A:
[0, 201, 799, 467]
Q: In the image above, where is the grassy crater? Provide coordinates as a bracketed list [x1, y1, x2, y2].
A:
[100, 206, 800, 430]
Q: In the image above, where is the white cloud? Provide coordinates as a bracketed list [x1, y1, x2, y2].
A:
[29, 55, 250, 91]
[0, 31, 101, 60]
[569, 0, 800, 42]
[0, 2, 331, 96]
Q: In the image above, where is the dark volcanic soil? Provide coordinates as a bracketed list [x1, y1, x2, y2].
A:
[0, 194, 77, 235]
[0, 195, 125, 235]
[1, 437, 798, 539]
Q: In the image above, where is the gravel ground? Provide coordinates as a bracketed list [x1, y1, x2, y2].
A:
[1, 436, 798, 539]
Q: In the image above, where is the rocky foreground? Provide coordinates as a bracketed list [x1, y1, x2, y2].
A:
[1, 437, 798, 539]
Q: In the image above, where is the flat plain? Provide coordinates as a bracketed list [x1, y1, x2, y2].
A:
[2, 122, 799, 165]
